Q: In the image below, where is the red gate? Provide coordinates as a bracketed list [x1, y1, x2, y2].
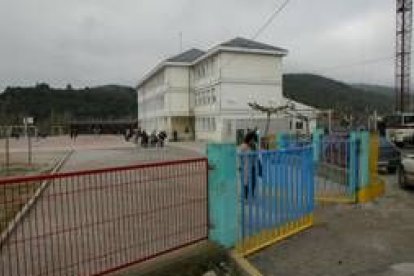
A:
[0, 158, 208, 275]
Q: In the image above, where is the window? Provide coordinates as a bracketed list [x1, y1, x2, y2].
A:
[385, 115, 402, 127]
[207, 89, 211, 105]
[202, 118, 207, 131]
[227, 121, 232, 135]
[211, 88, 216, 103]
[211, 118, 216, 131]
[404, 115, 414, 125]
[296, 121, 303, 130]
[202, 91, 206, 105]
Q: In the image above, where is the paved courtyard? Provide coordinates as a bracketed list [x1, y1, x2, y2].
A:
[249, 174, 414, 276]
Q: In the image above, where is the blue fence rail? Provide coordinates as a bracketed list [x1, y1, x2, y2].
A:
[236, 147, 314, 255]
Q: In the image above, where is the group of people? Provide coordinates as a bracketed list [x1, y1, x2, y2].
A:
[124, 129, 168, 148]
[140, 130, 168, 148]
[69, 129, 78, 140]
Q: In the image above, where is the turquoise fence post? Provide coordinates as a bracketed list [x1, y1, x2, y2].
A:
[206, 143, 238, 248]
[349, 132, 358, 199]
[276, 133, 283, 149]
[358, 131, 370, 190]
[312, 129, 323, 162]
[277, 133, 287, 149]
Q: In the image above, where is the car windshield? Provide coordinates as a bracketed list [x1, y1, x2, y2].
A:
[385, 115, 402, 127]
[379, 137, 392, 147]
[404, 115, 414, 124]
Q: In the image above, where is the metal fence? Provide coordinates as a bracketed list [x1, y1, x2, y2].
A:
[236, 147, 314, 256]
[314, 135, 359, 203]
[0, 158, 208, 276]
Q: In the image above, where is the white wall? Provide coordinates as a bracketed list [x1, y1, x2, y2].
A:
[165, 67, 190, 116]
[220, 52, 282, 83]
[219, 82, 283, 111]
[217, 52, 284, 112]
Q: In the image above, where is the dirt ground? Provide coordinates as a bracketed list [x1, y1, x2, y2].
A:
[249, 174, 414, 276]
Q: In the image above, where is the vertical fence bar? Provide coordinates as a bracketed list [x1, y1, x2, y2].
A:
[240, 154, 245, 242]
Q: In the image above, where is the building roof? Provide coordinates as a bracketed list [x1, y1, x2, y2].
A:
[166, 48, 205, 63]
[220, 37, 287, 52]
[137, 37, 287, 88]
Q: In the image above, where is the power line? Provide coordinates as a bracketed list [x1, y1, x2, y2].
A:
[252, 0, 292, 39]
[221, 0, 292, 70]
[311, 56, 393, 73]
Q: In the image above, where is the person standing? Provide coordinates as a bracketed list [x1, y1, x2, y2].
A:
[239, 131, 259, 199]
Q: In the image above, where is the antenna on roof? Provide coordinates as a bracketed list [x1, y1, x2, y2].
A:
[179, 32, 183, 53]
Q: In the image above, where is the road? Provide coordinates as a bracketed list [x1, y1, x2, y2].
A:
[249, 170, 414, 276]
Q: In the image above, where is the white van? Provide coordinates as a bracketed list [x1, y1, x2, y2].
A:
[385, 113, 414, 147]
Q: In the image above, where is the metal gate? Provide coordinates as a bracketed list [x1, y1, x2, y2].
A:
[314, 135, 359, 203]
[236, 147, 314, 256]
[0, 158, 208, 275]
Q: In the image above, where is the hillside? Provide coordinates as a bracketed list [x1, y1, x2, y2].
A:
[352, 84, 393, 96]
[0, 84, 137, 127]
[283, 74, 393, 114]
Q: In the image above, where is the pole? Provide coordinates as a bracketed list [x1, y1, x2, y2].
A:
[28, 128, 32, 165]
[264, 112, 270, 136]
[5, 130, 9, 174]
[328, 110, 332, 134]
[179, 32, 183, 52]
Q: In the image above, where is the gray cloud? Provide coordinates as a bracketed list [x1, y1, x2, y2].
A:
[0, 0, 400, 90]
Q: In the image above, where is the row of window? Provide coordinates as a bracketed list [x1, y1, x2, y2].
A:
[143, 94, 165, 112]
[194, 57, 216, 80]
[195, 87, 217, 106]
[196, 117, 216, 132]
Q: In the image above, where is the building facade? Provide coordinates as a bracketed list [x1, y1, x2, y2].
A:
[137, 37, 312, 142]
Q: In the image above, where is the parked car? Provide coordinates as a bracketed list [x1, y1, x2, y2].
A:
[378, 137, 401, 174]
[398, 154, 414, 188]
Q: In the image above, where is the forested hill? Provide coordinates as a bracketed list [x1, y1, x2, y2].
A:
[0, 84, 137, 126]
[283, 74, 393, 114]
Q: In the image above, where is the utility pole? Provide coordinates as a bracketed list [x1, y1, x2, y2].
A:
[5, 127, 10, 174]
[396, 0, 412, 112]
[179, 32, 183, 52]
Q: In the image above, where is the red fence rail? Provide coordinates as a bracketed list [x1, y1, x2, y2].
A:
[0, 158, 208, 275]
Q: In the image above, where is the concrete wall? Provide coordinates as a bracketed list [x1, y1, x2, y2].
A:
[220, 82, 283, 112]
[165, 67, 191, 116]
[220, 52, 282, 84]
[219, 52, 283, 111]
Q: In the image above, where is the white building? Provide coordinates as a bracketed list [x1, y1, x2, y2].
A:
[137, 37, 315, 142]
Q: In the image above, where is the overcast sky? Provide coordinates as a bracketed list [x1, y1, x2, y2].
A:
[0, 0, 397, 90]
